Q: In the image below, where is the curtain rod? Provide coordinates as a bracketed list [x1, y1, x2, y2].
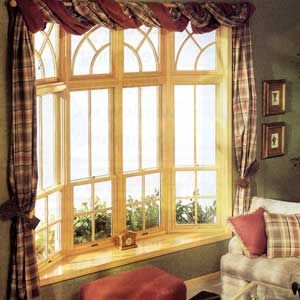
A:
[9, 0, 176, 8]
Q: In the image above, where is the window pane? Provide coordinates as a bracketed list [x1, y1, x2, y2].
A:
[73, 214, 92, 244]
[95, 210, 112, 240]
[197, 44, 216, 70]
[123, 88, 139, 172]
[35, 229, 47, 262]
[176, 171, 195, 197]
[124, 47, 140, 72]
[48, 223, 61, 256]
[145, 201, 160, 229]
[34, 23, 58, 79]
[70, 91, 89, 180]
[42, 94, 55, 189]
[145, 173, 160, 229]
[35, 198, 46, 231]
[126, 176, 142, 204]
[48, 192, 61, 223]
[37, 97, 41, 192]
[197, 199, 216, 224]
[196, 85, 216, 165]
[95, 181, 112, 209]
[175, 27, 216, 71]
[145, 173, 160, 199]
[175, 86, 194, 166]
[124, 26, 159, 72]
[197, 171, 216, 196]
[141, 86, 158, 169]
[91, 89, 110, 177]
[72, 26, 111, 75]
[126, 205, 143, 231]
[73, 184, 91, 213]
[176, 199, 195, 224]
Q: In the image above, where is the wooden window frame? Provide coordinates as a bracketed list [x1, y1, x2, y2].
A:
[35, 25, 232, 269]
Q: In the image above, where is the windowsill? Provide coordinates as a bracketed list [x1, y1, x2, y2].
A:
[40, 231, 232, 286]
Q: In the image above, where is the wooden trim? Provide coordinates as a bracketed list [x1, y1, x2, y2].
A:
[39, 231, 231, 286]
[185, 271, 220, 286]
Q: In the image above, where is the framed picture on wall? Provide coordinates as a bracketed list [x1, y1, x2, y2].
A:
[263, 79, 286, 116]
[262, 122, 285, 159]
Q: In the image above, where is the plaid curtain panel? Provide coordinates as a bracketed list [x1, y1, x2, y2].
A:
[232, 24, 257, 216]
[7, 11, 40, 300]
[264, 212, 300, 258]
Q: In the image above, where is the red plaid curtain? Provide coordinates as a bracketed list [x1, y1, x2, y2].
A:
[232, 24, 257, 215]
[1, 2, 256, 299]
[7, 10, 40, 300]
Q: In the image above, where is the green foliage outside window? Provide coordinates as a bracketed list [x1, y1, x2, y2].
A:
[176, 199, 216, 224]
[126, 188, 160, 231]
[73, 196, 111, 244]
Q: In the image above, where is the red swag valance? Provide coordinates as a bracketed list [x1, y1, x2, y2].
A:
[15, 0, 255, 35]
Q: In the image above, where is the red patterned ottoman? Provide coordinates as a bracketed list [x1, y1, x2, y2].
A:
[80, 266, 186, 300]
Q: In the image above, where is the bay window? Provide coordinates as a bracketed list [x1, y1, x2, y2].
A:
[34, 23, 232, 266]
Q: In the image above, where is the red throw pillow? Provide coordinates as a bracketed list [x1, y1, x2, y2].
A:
[229, 207, 267, 257]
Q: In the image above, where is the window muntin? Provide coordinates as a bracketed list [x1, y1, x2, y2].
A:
[71, 26, 111, 75]
[174, 85, 216, 167]
[175, 25, 216, 71]
[70, 89, 110, 180]
[73, 181, 112, 244]
[174, 84, 217, 225]
[34, 23, 59, 80]
[122, 86, 159, 172]
[37, 94, 58, 191]
[124, 26, 159, 72]
[35, 192, 62, 262]
[126, 173, 161, 231]
[175, 171, 216, 225]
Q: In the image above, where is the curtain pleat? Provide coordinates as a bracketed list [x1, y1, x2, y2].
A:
[8, 11, 40, 300]
[232, 24, 257, 215]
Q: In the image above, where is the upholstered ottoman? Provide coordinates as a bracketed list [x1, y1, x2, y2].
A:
[80, 266, 186, 300]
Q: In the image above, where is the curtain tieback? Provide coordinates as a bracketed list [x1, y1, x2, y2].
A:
[237, 160, 259, 188]
[0, 200, 40, 229]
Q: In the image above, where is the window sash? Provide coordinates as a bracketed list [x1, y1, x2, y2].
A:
[35, 26, 232, 256]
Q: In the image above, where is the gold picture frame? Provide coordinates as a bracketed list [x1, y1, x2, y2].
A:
[263, 79, 286, 116]
[262, 122, 285, 159]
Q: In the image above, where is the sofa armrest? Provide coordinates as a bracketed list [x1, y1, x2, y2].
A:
[228, 236, 243, 255]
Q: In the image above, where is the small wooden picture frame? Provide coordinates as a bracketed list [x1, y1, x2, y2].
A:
[118, 230, 137, 250]
[262, 122, 285, 159]
[263, 79, 286, 116]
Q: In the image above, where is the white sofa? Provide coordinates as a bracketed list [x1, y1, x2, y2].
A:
[221, 197, 300, 299]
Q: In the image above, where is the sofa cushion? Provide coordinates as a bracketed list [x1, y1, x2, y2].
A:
[229, 207, 267, 257]
[250, 197, 300, 214]
[264, 212, 300, 258]
[221, 253, 300, 289]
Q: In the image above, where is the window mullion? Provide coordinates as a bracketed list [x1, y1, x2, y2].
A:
[113, 29, 125, 236]
[88, 91, 92, 178]
[138, 87, 142, 170]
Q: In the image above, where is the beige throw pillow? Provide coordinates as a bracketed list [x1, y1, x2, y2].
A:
[264, 212, 300, 258]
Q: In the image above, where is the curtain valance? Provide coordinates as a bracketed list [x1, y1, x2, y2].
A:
[15, 0, 255, 34]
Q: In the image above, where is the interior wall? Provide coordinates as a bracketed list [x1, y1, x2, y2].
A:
[251, 0, 300, 202]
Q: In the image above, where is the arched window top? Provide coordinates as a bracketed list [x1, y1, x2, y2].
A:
[71, 26, 111, 76]
[34, 23, 59, 80]
[124, 25, 159, 73]
[175, 24, 216, 71]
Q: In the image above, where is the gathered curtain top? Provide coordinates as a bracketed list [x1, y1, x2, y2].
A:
[15, 0, 255, 35]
